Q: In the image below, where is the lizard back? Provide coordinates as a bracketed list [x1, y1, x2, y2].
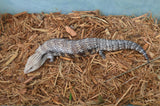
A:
[39, 38, 149, 61]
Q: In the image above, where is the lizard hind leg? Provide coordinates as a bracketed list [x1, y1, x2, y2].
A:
[99, 50, 106, 59]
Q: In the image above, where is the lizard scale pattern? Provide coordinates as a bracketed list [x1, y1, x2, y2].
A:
[24, 38, 149, 74]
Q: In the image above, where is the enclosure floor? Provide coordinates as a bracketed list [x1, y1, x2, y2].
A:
[0, 10, 160, 105]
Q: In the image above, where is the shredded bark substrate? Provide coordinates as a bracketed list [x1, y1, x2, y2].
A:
[0, 10, 160, 105]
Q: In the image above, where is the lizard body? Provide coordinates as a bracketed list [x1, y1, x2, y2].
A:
[24, 38, 149, 74]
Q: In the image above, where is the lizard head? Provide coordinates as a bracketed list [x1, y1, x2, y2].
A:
[24, 53, 47, 74]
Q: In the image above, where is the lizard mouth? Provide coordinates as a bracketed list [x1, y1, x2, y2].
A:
[24, 69, 30, 74]
[24, 66, 33, 74]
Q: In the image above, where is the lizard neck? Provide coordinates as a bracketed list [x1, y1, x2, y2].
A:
[36, 45, 47, 55]
[39, 53, 48, 67]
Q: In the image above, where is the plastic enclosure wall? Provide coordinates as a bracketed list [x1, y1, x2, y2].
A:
[0, 0, 160, 18]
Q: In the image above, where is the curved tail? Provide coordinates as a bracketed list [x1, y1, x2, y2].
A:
[125, 40, 149, 62]
[100, 39, 149, 62]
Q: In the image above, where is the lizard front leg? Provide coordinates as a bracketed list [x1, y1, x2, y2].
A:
[46, 52, 54, 62]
